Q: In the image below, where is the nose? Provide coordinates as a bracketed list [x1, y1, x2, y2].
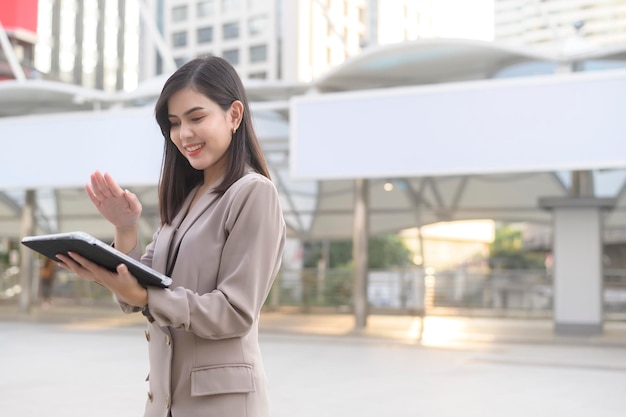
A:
[179, 122, 193, 139]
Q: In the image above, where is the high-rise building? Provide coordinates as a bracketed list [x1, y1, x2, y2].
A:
[34, 0, 142, 91]
[13, 1, 497, 87]
[19, 1, 626, 90]
[141, 0, 281, 81]
[495, 0, 626, 53]
[142, 0, 494, 82]
[281, 0, 368, 82]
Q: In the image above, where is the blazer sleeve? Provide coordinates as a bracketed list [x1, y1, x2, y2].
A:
[145, 175, 286, 339]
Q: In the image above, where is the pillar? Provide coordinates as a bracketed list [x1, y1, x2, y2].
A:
[539, 197, 615, 335]
[19, 189, 36, 314]
[353, 178, 369, 330]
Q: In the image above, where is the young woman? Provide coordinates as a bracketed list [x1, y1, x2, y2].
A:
[57, 56, 286, 417]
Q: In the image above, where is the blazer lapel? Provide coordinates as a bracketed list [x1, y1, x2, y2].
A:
[165, 188, 221, 276]
[151, 189, 197, 275]
[151, 225, 174, 275]
[170, 191, 220, 249]
[156, 175, 227, 276]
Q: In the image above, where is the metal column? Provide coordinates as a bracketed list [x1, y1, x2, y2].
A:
[73, 0, 85, 85]
[353, 178, 369, 330]
[116, 0, 127, 91]
[19, 190, 36, 315]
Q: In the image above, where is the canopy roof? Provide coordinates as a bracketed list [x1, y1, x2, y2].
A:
[314, 38, 554, 92]
[0, 38, 562, 117]
[2, 39, 626, 242]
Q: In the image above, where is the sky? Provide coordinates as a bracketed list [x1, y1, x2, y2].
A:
[431, 0, 495, 41]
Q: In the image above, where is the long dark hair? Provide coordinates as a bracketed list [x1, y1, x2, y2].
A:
[154, 56, 270, 225]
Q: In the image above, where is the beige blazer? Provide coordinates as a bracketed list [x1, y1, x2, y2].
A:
[121, 173, 286, 417]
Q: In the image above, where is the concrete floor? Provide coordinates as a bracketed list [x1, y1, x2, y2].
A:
[1, 318, 626, 417]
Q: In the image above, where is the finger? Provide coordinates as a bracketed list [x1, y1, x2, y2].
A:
[90, 171, 109, 199]
[66, 251, 99, 270]
[60, 253, 107, 285]
[55, 253, 88, 276]
[55, 258, 70, 270]
[57, 253, 89, 271]
[123, 189, 142, 213]
[85, 184, 101, 206]
[56, 253, 78, 267]
[103, 172, 125, 199]
[116, 263, 130, 277]
[115, 264, 141, 289]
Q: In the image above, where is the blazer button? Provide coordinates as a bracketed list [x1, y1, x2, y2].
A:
[144, 330, 150, 342]
[147, 391, 154, 402]
[166, 396, 171, 409]
[166, 335, 172, 346]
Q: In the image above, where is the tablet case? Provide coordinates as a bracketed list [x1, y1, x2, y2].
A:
[21, 231, 172, 288]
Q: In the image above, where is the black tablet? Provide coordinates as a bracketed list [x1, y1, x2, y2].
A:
[21, 231, 172, 288]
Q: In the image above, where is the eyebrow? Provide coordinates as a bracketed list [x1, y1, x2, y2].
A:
[167, 106, 205, 118]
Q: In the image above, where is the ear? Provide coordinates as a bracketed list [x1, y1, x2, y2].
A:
[229, 100, 244, 131]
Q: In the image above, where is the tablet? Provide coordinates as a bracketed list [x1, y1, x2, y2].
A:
[21, 231, 172, 288]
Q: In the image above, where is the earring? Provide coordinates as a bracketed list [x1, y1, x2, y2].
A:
[232, 127, 237, 134]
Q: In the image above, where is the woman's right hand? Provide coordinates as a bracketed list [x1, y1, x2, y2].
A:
[85, 170, 142, 230]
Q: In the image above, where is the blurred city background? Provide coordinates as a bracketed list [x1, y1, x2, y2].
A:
[1, 0, 626, 338]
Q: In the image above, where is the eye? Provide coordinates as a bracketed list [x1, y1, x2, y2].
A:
[191, 116, 205, 123]
[170, 121, 181, 128]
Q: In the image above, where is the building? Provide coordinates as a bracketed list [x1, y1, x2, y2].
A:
[0, 0, 39, 80]
[1, 0, 143, 90]
[140, 0, 281, 81]
[6, 0, 495, 86]
[142, 0, 494, 82]
[495, 0, 626, 54]
[32, 0, 142, 91]
[8, 1, 626, 88]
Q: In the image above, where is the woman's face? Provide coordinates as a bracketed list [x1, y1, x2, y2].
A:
[167, 86, 241, 183]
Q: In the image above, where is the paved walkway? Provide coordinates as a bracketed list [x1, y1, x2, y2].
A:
[2, 301, 626, 348]
[2, 301, 626, 417]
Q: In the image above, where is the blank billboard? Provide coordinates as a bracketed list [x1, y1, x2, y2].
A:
[0, 108, 163, 189]
[290, 69, 626, 180]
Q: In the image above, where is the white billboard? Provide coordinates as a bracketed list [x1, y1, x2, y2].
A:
[0, 107, 163, 189]
[290, 69, 626, 180]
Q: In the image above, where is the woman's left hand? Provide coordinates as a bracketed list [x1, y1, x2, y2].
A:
[56, 252, 148, 307]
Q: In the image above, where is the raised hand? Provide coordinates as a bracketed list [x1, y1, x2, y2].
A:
[86, 170, 142, 231]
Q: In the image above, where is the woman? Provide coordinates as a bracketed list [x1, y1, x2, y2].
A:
[57, 56, 286, 417]
[39, 256, 57, 308]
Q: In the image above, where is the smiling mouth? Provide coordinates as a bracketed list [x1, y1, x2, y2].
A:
[185, 143, 204, 154]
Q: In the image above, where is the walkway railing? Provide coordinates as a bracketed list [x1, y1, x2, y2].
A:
[2, 265, 626, 319]
[267, 267, 626, 319]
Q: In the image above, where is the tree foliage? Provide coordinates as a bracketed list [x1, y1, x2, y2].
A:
[488, 225, 544, 270]
[303, 235, 412, 270]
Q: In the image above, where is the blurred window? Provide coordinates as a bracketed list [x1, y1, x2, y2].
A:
[249, 44, 267, 63]
[249, 15, 268, 36]
[172, 5, 188, 22]
[248, 0, 269, 8]
[197, 0, 215, 17]
[223, 49, 239, 65]
[197, 27, 214, 44]
[223, 22, 240, 40]
[172, 31, 188, 47]
[222, 0, 241, 13]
